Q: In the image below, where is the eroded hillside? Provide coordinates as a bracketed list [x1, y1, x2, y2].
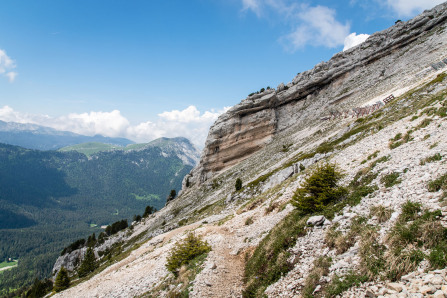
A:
[51, 3, 447, 297]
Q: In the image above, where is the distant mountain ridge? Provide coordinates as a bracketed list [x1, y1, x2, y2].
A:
[59, 137, 200, 166]
[0, 120, 134, 150]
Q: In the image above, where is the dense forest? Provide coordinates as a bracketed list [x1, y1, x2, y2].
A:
[0, 142, 193, 294]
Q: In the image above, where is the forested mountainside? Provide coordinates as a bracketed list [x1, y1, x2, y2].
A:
[46, 3, 447, 298]
[0, 137, 199, 294]
[0, 120, 133, 150]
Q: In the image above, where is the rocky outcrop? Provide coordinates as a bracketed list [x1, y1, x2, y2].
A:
[191, 2, 447, 183]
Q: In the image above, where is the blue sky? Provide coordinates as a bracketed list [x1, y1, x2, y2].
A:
[0, 0, 443, 147]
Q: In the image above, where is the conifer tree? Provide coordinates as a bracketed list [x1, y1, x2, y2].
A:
[78, 247, 97, 278]
[235, 178, 242, 191]
[54, 267, 70, 292]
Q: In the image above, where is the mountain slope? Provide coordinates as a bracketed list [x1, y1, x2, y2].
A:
[0, 120, 133, 150]
[50, 3, 447, 297]
[0, 137, 199, 294]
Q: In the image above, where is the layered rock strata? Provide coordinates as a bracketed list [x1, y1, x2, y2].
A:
[191, 2, 447, 183]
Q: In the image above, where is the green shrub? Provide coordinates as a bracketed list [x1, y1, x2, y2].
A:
[436, 106, 447, 117]
[325, 272, 368, 297]
[417, 118, 432, 128]
[292, 163, 347, 214]
[245, 217, 254, 226]
[392, 133, 402, 141]
[166, 233, 211, 275]
[54, 267, 70, 292]
[235, 178, 243, 191]
[420, 153, 442, 165]
[428, 243, 447, 269]
[359, 229, 386, 279]
[370, 205, 393, 223]
[427, 173, 447, 192]
[386, 249, 425, 281]
[399, 201, 422, 222]
[380, 172, 401, 188]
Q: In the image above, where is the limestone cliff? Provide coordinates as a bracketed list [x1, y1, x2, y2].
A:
[191, 2, 447, 183]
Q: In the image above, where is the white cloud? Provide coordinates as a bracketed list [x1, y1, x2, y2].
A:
[284, 5, 350, 50]
[242, 0, 261, 16]
[5, 71, 18, 82]
[343, 32, 370, 51]
[0, 105, 229, 148]
[240, 1, 351, 50]
[385, 0, 445, 17]
[0, 49, 17, 82]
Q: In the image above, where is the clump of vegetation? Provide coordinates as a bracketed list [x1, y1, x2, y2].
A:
[264, 200, 279, 214]
[292, 163, 347, 214]
[302, 256, 332, 297]
[417, 118, 433, 129]
[382, 202, 446, 279]
[282, 144, 292, 152]
[166, 233, 211, 276]
[105, 219, 128, 236]
[428, 242, 447, 269]
[370, 205, 393, 223]
[245, 217, 254, 226]
[54, 267, 70, 292]
[420, 153, 442, 165]
[370, 155, 390, 168]
[143, 205, 156, 217]
[325, 217, 367, 255]
[358, 227, 386, 279]
[248, 86, 272, 96]
[235, 178, 243, 191]
[389, 130, 412, 149]
[354, 201, 446, 281]
[380, 172, 401, 188]
[399, 201, 422, 221]
[427, 173, 447, 193]
[166, 189, 177, 203]
[243, 211, 307, 297]
[325, 272, 368, 297]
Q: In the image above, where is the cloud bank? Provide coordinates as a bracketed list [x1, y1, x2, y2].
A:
[0, 105, 229, 148]
[385, 0, 445, 17]
[0, 49, 18, 82]
[240, 0, 366, 51]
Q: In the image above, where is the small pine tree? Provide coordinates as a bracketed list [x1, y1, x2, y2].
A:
[78, 247, 97, 278]
[86, 233, 96, 247]
[235, 178, 242, 191]
[54, 267, 70, 292]
[143, 205, 156, 217]
[292, 163, 347, 213]
[166, 233, 211, 275]
[167, 189, 177, 202]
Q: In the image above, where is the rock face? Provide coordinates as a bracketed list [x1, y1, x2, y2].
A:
[191, 2, 447, 183]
